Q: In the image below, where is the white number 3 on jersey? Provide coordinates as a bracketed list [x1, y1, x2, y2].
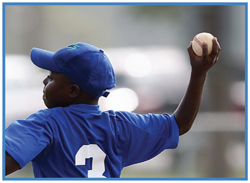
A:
[75, 144, 106, 178]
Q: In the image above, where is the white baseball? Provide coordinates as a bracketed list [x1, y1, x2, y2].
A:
[192, 32, 214, 57]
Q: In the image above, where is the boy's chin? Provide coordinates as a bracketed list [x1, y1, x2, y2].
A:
[43, 99, 52, 109]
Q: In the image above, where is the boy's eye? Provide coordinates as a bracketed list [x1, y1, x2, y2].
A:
[47, 75, 53, 80]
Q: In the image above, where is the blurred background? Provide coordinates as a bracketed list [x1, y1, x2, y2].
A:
[4, 3, 246, 179]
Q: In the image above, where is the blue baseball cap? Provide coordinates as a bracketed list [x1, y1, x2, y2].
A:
[30, 42, 116, 98]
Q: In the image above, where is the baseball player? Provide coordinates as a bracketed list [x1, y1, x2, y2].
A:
[5, 39, 221, 178]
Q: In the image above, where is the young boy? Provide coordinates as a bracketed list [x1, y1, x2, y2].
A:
[5, 40, 221, 178]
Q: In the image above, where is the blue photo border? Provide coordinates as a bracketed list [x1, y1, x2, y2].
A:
[2, 2, 248, 181]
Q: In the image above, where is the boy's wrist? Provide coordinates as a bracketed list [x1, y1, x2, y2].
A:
[190, 70, 207, 82]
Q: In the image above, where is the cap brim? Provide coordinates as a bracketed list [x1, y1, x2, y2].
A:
[30, 48, 60, 72]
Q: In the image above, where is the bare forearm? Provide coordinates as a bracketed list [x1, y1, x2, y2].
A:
[174, 71, 207, 135]
[5, 151, 20, 176]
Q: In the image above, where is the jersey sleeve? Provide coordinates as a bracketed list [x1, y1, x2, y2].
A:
[5, 111, 53, 168]
[114, 112, 179, 167]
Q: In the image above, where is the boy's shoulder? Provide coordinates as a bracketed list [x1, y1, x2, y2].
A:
[27, 107, 64, 121]
[27, 104, 102, 121]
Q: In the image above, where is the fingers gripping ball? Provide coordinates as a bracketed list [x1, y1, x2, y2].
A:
[192, 32, 214, 57]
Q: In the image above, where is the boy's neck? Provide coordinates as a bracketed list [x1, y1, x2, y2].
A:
[83, 98, 99, 105]
[73, 93, 99, 106]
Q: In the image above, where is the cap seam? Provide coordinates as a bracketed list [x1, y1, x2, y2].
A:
[85, 52, 104, 96]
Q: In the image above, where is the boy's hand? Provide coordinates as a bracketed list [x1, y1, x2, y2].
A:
[187, 37, 221, 76]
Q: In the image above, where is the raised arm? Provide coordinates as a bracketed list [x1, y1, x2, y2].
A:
[174, 38, 221, 136]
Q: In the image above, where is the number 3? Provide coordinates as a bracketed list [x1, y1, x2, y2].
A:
[75, 144, 107, 178]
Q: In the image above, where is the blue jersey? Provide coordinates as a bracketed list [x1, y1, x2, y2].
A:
[5, 103, 179, 178]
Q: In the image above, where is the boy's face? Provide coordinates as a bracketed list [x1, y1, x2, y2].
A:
[43, 71, 73, 108]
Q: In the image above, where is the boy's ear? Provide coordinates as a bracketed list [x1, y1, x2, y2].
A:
[69, 84, 81, 98]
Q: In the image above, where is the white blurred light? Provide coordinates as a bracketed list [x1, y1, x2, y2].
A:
[230, 81, 245, 107]
[105, 88, 139, 112]
[6, 55, 31, 81]
[124, 53, 152, 77]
